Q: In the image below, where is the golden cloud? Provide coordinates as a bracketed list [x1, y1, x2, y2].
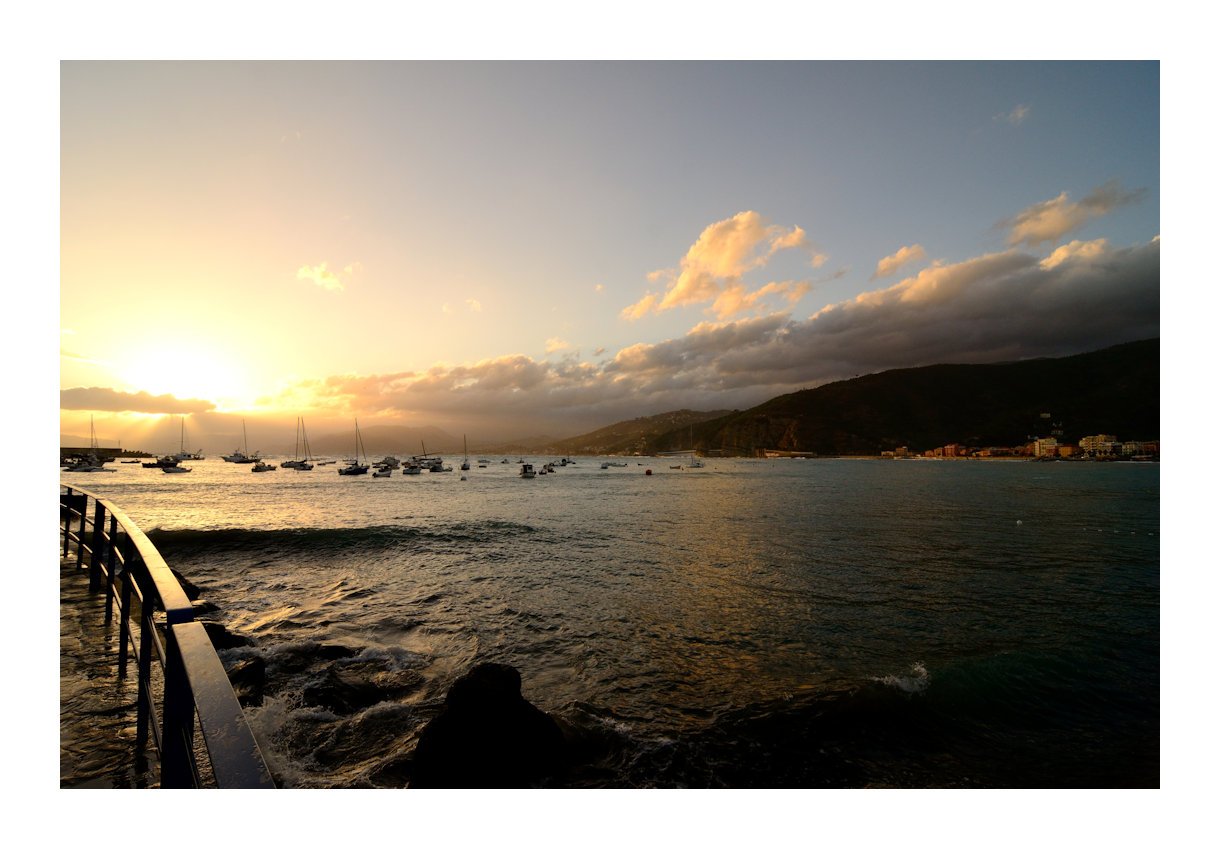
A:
[1004, 180, 1145, 248]
[622, 211, 816, 321]
[873, 244, 928, 280]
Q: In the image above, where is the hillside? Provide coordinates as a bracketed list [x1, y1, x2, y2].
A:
[641, 339, 1158, 457]
[544, 409, 732, 456]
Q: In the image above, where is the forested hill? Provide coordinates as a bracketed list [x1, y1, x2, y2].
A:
[546, 409, 731, 456]
[643, 339, 1159, 457]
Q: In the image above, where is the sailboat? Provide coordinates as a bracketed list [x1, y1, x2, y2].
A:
[64, 415, 114, 471]
[171, 417, 204, 461]
[414, 440, 447, 472]
[282, 418, 315, 470]
[338, 419, 370, 475]
[688, 424, 705, 468]
[461, 435, 470, 471]
[221, 420, 259, 463]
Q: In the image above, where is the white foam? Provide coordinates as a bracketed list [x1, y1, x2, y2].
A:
[875, 662, 931, 694]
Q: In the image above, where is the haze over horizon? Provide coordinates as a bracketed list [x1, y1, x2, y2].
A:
[60, 61, 1159, 454]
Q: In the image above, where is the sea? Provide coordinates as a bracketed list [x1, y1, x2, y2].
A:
[59, 454, 1159, 790]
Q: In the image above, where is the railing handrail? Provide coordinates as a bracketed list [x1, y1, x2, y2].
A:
[61, 484, 276, 788]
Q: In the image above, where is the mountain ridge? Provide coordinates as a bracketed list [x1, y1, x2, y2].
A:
[641, 338, 1159, 457]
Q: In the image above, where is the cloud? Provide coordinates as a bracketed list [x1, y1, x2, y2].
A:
[711, 280, 813, 320]
[60, 349, 111, 365]
[1004, 180, 1146, 248]
[297, 261, 358, 292]
[622, 211, 818, 320]
[61, 387, 217, 415]
[545, 337, 570, 354]
[873, 244, 928, 280]
[1040, 238, 1111, 270]
[995, 104, 1031, 125]
[267, 236, 1158, 437]
[466, 298, 483, 312]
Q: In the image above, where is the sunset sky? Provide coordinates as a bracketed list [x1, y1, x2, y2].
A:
[59, 60, 1160, 452]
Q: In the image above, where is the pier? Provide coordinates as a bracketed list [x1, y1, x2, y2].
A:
[60, 484, 275, 788]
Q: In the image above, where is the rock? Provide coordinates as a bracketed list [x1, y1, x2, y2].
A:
[303, 666, 383, 714]
[200, 619, 252, 650]
[301, 664, 415, 715]
[409, 662, 567, 788]
[170, 568, 201, 600]
[226, 656, 265, 707]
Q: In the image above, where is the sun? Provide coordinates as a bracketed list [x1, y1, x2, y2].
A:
[121, 344, 253, 407]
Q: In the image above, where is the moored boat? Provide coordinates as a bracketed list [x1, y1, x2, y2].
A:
[143, 455, 180, 469]
[338, 419, 370, 475]
[222, 420, 259, 463]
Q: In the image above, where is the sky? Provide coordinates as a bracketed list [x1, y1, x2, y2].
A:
[58, 59, 1160, 452]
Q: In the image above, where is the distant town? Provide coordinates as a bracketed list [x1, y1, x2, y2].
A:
[874, 433, 1159, 461]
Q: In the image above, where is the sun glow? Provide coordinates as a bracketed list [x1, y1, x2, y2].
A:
[121, 345, 253, 408]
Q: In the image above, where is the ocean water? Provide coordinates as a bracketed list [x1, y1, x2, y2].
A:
[61, 456, 1159, 788]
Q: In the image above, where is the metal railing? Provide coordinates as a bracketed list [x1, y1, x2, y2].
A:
[60, 484, 276, 788]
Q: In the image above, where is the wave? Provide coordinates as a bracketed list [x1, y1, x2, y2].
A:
[146, 521, 541, 558]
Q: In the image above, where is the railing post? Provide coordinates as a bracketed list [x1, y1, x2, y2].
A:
[117, 536, 134, 678]
[75, 495, 89, 568]
[134, 565, 155, 750]
[89, 501, 106, 592]
[61, 487, 73, 557]
[103, 515, 119, 612]
[160, 627, 197, 788]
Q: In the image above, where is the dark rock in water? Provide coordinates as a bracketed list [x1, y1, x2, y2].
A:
[169, 568, 201, 600]
[191, 599, 220, 615]
[409, 662, 567, 788]
[200, 620, 253, 650]
[226, 656, 266, 707]
[267, 642, 357, 675]
[317, 644, 359, 661]
[303, 666, 386, 715]
[301, 663, 423, 715]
